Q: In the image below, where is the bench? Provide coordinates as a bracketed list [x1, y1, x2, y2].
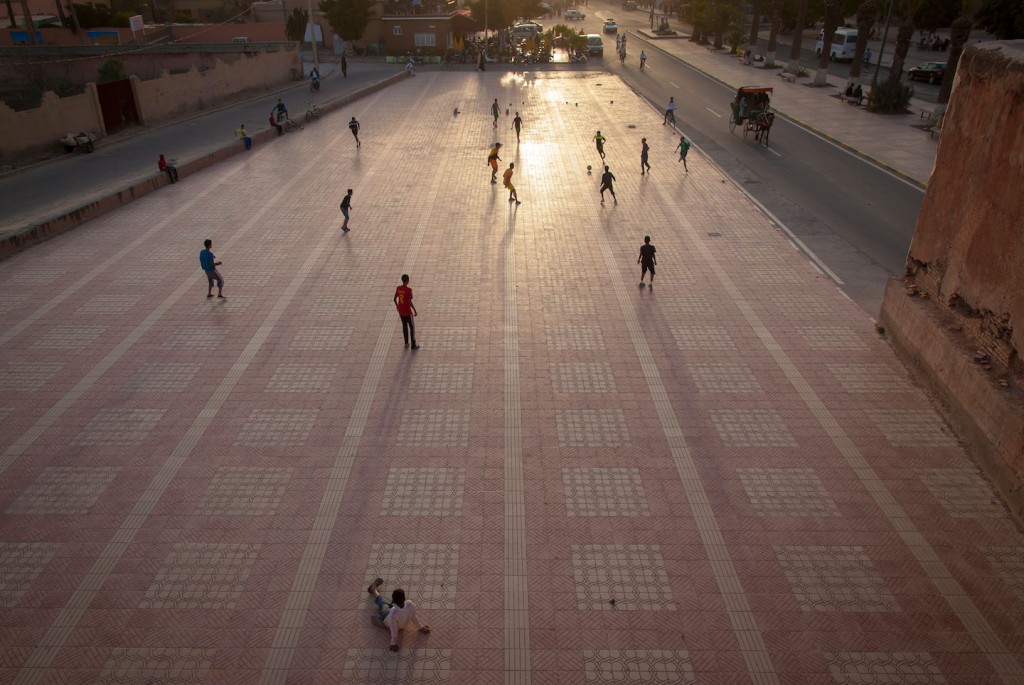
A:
[777, 71, 797, 83]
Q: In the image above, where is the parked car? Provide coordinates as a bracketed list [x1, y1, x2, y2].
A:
[511, 22, 544, 38]
[564, 8, 585, 19]
[623, 0, 637, 9]
[908, 61, 946, 84]
[603, 19, 618, 33]
[585, 33, 604, 55]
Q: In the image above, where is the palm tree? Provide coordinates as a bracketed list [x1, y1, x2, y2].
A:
[813, 0, 843, 85]
[764, 0, 783, 66]
[938, 14, 971, 104]
[747, 0, 761, 48]
[849, 0, 877, 78]
[787, 0, 808, 74]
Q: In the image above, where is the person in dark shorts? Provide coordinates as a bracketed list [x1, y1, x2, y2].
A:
[675, 135, 690, 171]
[340, 189, 353, 232]
[640, 138, 651, 175]
[503, 163, 521, 204]
[199, 239, 225, 298]
[512, 112, 523, 141]
[491, 98, 500, 127]
[487, 143, 502, 183]
[394, 274, 419, 350]
[594, 130, 606, 159]
[638, 235, 656, 288]
[599, 165, 617, 204]
[349, 117, 361, 148]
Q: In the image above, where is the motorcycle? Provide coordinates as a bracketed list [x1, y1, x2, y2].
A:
[60, 131, 96, 153]
[310, 77, 320, 92]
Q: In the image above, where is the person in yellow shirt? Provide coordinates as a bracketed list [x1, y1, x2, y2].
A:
[487, 143, 503, 183]
[503, 163, 521, 204]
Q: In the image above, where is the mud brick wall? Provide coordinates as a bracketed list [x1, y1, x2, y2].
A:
[904, 40, 1024, 378]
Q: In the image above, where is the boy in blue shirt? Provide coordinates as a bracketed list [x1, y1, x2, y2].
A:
[199, 239, 225, 298]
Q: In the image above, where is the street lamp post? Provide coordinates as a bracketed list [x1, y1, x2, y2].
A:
[871, 0, 894, 89]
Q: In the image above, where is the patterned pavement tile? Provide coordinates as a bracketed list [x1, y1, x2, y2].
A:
[339, 648, 452, 684]
[424, 327, 477, 351]
[162, 325, 230, 349]
[917, 469, 1006, 518]
[0, 361, 64, 392]
[126, 363, 202, 392]
[96, 647, 216, 685]
[710, 409, 797, 447]
[775, 545, 900, 612]
[983, 547, 1024, 600]
[688, 362, 762, 393]
[0, 541, 59, 607]
[35, 324, 107, 349]
[266, 363, 338, 392]
[546, 326, 606, 350]
[194, 466, 293, 516]
[395, 409, 470, 447]
[583, 650, 696, 683]
[827, 363, 904, 393]
[824, 652, 947, 684]
[362, 543, 458, 610]
[867, 409, 958, 447]
[550, 363, 617, 393]
[6, 467, 120, 515]
[556, 409, 630, 447]
[798, 326, 869, 351]
[73, 408, 165, 445]
[737, 468, 840, 517]
[289, 325, 353, 350]
[571, 545, 675, 610]
[380, 468, 465, 517]
[75, 294, 142, 315]
[409, 364, 474, 393]
[139, 542, 260, 609]
[563, 468, 649, 517]
[669, 325, 736, 350]
[234, 409, 318, 446]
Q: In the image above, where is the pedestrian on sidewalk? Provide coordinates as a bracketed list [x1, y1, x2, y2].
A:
[340, 189, 353, 232]
[503, 163, 521, 204]
[367, 579, 431, 652]
[675, 135, 690, 171]
[638, 235, 656, 288]
[599, 165, 617, 204]
[639, 50, 647, 70]
[488, 143, 503, 183]
[491, 98, 500, 127]
[342, 53, 348, 77]
[394, 274, 419, 350]
[663, 96, 676, 125]
[199, 239, 225, 299]
[158, 154, 178, 183]
[512, 111, 523, 142]
[269, 112, 283, 136]
[594, 130, 606, 160]
[349, 116, 361, 148]
[640, 138, 651, 175]
[236, 124, 252, 150]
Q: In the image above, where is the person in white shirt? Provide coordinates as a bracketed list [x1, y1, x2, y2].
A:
[368, 579, 431, 651]
[663, 96, 676, 125]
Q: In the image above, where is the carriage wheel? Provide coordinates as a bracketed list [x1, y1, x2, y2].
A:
[729, 114, 737, 133]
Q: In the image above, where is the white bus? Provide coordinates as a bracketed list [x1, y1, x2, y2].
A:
[815, 28, 858, 61]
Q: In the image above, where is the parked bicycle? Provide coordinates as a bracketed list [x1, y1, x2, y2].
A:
[305, 102, 321, 122]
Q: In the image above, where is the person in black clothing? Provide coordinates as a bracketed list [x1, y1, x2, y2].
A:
[637, 235, 656, 288]
[512, 112, 523, 141]
[349, 117, 361, 148]
[599, 165, 617, 204]
[340, 189, 353, 232]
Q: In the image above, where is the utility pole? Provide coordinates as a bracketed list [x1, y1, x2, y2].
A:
[484, 0, 488, 58]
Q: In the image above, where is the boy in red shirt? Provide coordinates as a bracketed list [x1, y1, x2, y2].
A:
[394, 274, 419, 350]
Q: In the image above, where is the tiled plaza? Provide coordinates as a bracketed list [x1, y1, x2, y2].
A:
[0, 71, 1021, 684]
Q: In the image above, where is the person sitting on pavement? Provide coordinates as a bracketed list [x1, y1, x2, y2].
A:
[844, 82, 855, 99]
[851, 84, 864, 105]
[270, 113, 283, 135]
[367, 579, 431, 652]
[236, 124, 252, 150]
[158, 154, 178, 183]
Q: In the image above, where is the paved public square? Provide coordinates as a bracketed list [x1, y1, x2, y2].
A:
[0, 71, 1022, 684]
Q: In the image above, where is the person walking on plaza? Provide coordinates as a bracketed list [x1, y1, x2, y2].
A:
[638, 235, 656, 288]
[640, 138, 651, 175]
[599, 165, 617, 204]
[663, 96, 676, 125]
[158, 154, 178, 183]
[594, 130, 606, 160]
[340, 189, 353, 232]
[503, 163, 521, 204]
[675, 135, 690, 171]
[236, 124, 252, 150]
[512, 111, 523, 142]
[349, 116, 361, 148]
[367, 579, 431, 652]
[491, 98, 500, 127]
[199, 239, 225, 299]
[342, 53, 348, 77]
[394, 274, 419, 350]
[487, 142, 503, 183]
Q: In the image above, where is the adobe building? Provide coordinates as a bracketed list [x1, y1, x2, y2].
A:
[878, 41, 1024, 520]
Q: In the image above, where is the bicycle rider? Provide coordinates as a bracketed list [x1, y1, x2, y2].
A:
[663, 96, 676, 125]
[639, 50, 647, 70]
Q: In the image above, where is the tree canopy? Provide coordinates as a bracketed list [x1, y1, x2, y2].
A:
[319, 0, 372, 41]
[976, 0, 1023, 38]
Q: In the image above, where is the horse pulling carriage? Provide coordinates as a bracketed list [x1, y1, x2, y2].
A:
[729, 86, 775, 147]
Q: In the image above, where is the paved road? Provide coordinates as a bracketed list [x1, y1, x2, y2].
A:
[567, 10, 924, 316]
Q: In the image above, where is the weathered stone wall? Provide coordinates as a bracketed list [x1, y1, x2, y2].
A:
[0, 84, 104, 161]
[879, 40, 1024, 521]
[904, 41, 1024, 375]
[132, 47, 298, 124]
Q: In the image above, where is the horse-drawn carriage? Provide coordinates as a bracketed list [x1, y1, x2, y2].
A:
[729, 86, 775, 147]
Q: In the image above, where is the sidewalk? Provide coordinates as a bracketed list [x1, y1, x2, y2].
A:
[0, 70, 1019, 684]
[0, 61, 402, 241]
[629, 30, 939, 186]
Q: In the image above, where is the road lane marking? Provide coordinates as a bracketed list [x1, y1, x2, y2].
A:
[767, 147, 782, 157]
[705, 107, 721, 117]
[669, 81, 679, 88]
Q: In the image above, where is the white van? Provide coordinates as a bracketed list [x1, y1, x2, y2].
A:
[585, 34, 603, 55]
[512, 22, 543, 38]
[815, 28, 857, 61]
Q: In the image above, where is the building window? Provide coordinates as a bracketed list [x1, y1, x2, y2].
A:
[414, 32, 436, 47]
[392, 26, 402, 35]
